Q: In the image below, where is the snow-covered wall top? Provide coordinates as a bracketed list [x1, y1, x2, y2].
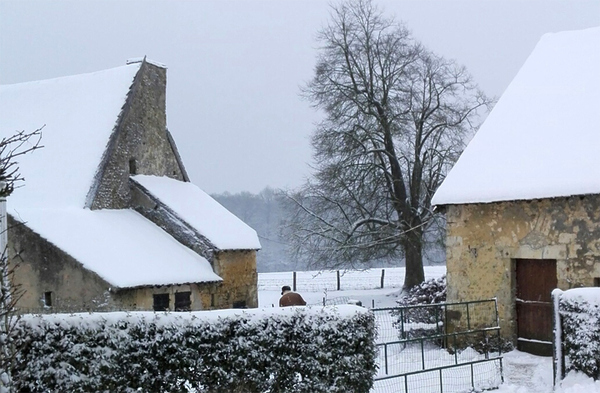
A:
[0, 64, 140, 209]
[432, 27, 600, 205]
[133, 175, 261, 251]
[14, 208, 222, 288]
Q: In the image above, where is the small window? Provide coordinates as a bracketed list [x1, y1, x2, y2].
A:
[232, 300, 246, 309]
[594, 277, 600, 287]
[175, 292, 191, 311]
[129, 158, 137, 175]
[44, 291, 52, 307]
[153, 294, 170, 311]
[211, 293, 216, 308]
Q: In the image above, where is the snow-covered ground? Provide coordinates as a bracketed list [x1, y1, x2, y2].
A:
[258, 266, 600, 393]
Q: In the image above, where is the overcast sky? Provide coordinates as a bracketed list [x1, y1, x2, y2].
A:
[1, 0, 598, 194]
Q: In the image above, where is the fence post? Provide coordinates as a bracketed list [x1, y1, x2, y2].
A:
[336, 270, 340, 291]
[384, 343, 388, 375]
[293, 271, 297, 291]
[380, 269, 385, 288]
[552, 289, 564, 386]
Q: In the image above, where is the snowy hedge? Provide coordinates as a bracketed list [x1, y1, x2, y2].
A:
[558, 288, 600, 380]
[11, 306, 377, 392]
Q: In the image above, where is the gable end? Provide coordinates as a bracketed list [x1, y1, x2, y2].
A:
[88, 59, 187, 209]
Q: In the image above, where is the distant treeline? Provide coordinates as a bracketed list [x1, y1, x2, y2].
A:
[212, 188, 445, 273]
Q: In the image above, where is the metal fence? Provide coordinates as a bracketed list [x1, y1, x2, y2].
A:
[372, 299, 504, 393]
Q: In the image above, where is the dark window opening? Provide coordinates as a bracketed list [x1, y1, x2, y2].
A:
[211, 293, 215, 308]
[44, 291, 52, 307]
[175, 292, 191, 311]
[594, 277, 600, 287]
[232, 300, 246, 309]
[129, 158, 137, 175]
[153, 294, 170, 311]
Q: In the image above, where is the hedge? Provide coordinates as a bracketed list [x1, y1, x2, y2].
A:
[558, 288, 600, 380]
[11, 306, 377, 393]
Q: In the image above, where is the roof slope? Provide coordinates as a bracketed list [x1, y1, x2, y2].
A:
[132, 175, 261, 251]
[0, 64, 140, 209]
[2, 64, 226, 287]
[432, 27, 600, 206]
[14, 208, 222, 288]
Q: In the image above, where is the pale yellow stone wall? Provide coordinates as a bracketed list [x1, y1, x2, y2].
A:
[115, 282, 220, 311]
[212, 250, 258, 309]
[445, 194, 600, 340]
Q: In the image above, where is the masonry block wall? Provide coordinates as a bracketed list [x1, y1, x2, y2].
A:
[7, 216, 116, 311]
[445, 194, 600, 339]
[213, 250, 258, 309]
[91, 62, 185, 210]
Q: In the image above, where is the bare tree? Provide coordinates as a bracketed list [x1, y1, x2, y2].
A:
[1, 128, 42, 393]
[0, 128, 43, 197]
[284, 0, 491, 288]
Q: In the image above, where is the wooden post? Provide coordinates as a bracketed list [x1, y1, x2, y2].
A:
[293, 271, 297, 291]
[381, 269, 385, 288]
[337, 270, 341, 291]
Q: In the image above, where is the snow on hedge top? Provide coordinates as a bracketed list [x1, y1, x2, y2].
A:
[20, 304, 368, 329]
[0, 64, 140, 209]
[13, 208, 222, 288]
[432, 27, 600, 205]
[560, 287, 600, 305]
[132, 175, 261, 250]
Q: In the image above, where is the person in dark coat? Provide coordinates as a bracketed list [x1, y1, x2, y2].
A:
[279, 285, 307, 307]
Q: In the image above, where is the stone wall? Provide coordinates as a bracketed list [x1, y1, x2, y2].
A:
[445, 194, 600, 339]
[213, 250, 258, 309]
[7, 216, 116, 312]
[90, 61, 186, 210]
[114, 282, 221, 311]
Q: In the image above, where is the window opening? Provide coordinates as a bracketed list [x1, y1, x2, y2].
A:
[129, 158, 137, 175]
[233, 300, 246, 309]
[594, 277, 600, 287]
[44, 291, 52, 307]
[175, 292, 191, 311]
[153, 293, 170, 311]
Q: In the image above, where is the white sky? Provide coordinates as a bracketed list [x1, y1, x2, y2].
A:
[1, 0, 599, 194]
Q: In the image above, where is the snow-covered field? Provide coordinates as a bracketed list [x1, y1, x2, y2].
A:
[258, 265, 446, 308]
[258, 266, 600, 393]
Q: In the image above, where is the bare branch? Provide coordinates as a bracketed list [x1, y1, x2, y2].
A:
[286, 0, 492, 287]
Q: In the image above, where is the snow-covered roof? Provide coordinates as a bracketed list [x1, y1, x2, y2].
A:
[1, 63, 232, 287]
[13, 208, 222, 288]
[432, 27, 600, 206]
[0, 64, 141, 209]
[132, 175, 262, 251]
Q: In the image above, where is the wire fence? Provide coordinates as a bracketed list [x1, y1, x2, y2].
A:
[258, 266, 447, 292]
[371, 299, 504, 393]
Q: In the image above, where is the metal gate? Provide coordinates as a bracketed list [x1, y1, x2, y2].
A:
[371, 299, 504, 393]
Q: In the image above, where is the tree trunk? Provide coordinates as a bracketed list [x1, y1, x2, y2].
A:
[402, 227, 425, 289]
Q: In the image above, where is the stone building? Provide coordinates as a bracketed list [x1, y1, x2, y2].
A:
[432, 28, 600, 355]
[0, 58, 261, 312]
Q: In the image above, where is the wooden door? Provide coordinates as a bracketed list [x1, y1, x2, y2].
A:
[515, 259, 557, 356]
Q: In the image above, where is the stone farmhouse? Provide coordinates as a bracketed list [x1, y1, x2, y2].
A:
[432, 27, 600, 355]
[0, 58, 261, 312]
